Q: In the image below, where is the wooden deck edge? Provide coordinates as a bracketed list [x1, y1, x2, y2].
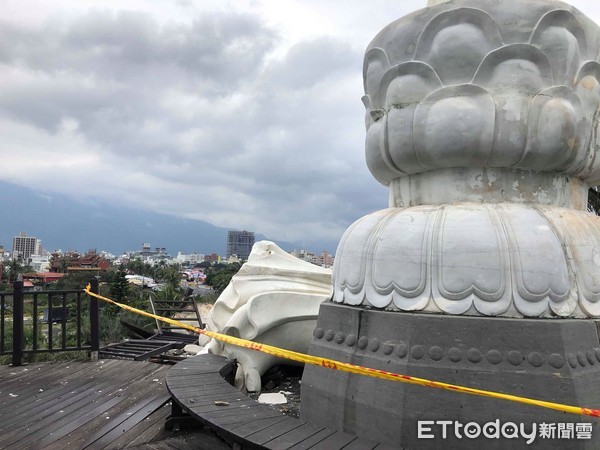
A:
[166, 354, 382, 450]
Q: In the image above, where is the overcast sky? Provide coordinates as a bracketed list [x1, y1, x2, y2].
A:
[2, 0, 600, 250]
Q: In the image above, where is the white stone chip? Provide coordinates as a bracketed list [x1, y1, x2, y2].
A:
[257, 393, 287, 405]
[183, 344, 203, 354]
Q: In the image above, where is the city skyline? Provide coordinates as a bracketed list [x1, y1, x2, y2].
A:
[1, 225, 335, 264]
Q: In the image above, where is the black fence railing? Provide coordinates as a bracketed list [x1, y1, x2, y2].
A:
[1, 279, 99, 366]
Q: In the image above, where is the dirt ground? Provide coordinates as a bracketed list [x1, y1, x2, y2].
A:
[247, 366, 303, 418]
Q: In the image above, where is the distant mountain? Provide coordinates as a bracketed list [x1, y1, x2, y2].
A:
[0, 181, 313, 256]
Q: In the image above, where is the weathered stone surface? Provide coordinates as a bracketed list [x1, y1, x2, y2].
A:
[363, 0, 600, 185]
[301, 302, 600, 448]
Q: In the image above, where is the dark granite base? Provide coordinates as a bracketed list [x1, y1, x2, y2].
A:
[300, 302, 600, 449]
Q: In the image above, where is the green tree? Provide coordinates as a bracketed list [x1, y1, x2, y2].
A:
[150, 283, 180, 304]
[109, 269, 130, 302]
[205, 263, 241, 293]
[57, 255, 69, 273]
[5, 259, 25, 282]
[52, 272, 105, 291]
[154, 264, 182, 291]
[125, 258, 153, 278]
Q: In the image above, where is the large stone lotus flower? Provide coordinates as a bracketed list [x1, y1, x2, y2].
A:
[333, 0, 600, 318]
[363, 0, 600, 184]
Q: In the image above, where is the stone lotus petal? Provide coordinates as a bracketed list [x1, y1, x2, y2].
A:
[431, 205, 511, 316]
[415, 7, 502, 85]
[472, 44, 554, 168]
[332, 209, 391, 305]
[472, 44, 554, 169]
[368, 207, 434, 310]
[378, 61, 442, 108]
[484, 92, 530, 167]
[380, 62, 441, 175]
[363, 47, 390, 110]
[572, 61, 600, 181]
[472, 44, 553, 92]
[332, 204, 596, 318]
[365, 114, 403, 185]
[519, 86, 583, 171]
[473, 44, 553, 173]
[361, 95, 373, 132]
[541, 206, 600, 316]
[498, 205, 573, 317]
[530, 9, 587, 84]
[413, 84, 495, 170]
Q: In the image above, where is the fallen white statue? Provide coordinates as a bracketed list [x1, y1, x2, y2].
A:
[191, 241, 332, 392]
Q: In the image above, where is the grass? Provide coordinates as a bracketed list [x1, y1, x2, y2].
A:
[0, 317, 94, 359]
[196, 292, 218, 304]
[98, 306, 155, 346]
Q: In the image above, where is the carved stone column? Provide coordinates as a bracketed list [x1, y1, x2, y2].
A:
[301, 1, 600, 447]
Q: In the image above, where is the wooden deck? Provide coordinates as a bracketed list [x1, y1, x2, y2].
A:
[0, 359, 229, 449]
[166, 354, 394, 450]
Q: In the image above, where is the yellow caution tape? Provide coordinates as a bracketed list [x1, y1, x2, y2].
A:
[85, 284, 600, 418]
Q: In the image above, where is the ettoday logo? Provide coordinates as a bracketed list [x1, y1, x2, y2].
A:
[417, 420, 593, 444]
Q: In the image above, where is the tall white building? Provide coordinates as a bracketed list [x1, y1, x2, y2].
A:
[12, 232, 41, 261]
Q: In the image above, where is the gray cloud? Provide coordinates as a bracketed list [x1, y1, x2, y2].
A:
[5, 1, 543, 250]
[0, 10, 276, 84]
[266, 37, 357, 89]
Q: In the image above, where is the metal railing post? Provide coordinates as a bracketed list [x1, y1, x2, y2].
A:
[12, 281, 23, 366]
[89, 278, 100, 360]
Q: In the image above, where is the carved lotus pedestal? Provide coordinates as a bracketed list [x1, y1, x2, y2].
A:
[301, 0, 600, 447]
[301, 200, 600, 448]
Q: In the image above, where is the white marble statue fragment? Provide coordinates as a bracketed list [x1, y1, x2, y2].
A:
[196, 241, 332, 391]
